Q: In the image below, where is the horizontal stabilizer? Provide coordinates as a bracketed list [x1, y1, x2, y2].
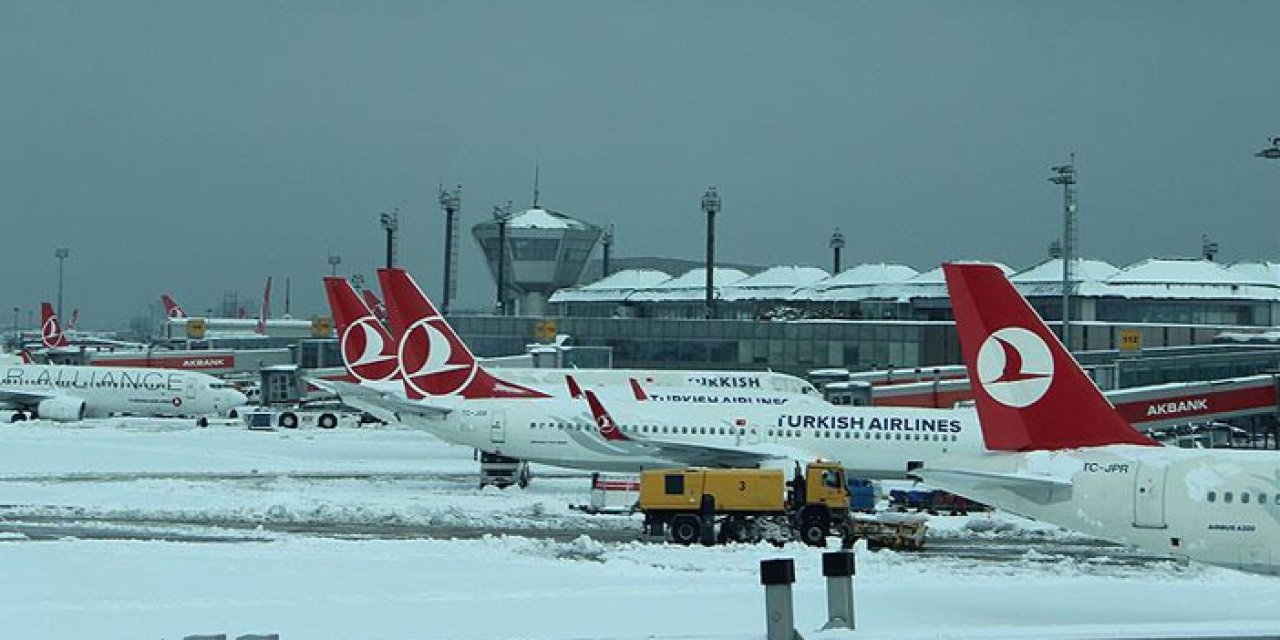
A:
[913, 467, 1073, 505]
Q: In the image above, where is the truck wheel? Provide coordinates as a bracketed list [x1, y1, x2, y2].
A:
[799, 521, 828, 547]
[318, 413, 338, 429]
[196, 417, 209, 428]
[11, 412, 27, 423]
[279, 412, 299, 429]
[669, 515, 702, 545]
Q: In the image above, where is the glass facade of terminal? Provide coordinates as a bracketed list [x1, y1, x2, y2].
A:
[448, 314, 1237, 377]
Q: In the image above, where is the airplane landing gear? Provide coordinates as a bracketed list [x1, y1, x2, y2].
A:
[10, 411, 28, 423]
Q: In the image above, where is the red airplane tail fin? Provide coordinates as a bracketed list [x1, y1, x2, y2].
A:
[943, 263, 1158, 451]
[377, 267, 547, 400]
[324, 277, 399, 383]
[40, 303, 69, 348]
[66, 309, 79, 331]
[584, 389, 630, 442]
[161, 294, 187, 319]
[256, 277, 272, 335]
[19, 350, 33, 364]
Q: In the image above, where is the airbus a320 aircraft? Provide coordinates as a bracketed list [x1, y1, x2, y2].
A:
[914, 263, 1280, 575]
[322, 268, 987, 477]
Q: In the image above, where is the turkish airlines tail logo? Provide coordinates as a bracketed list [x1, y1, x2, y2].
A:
[40, 303, 69, 348]
[378, 267, 547, 400]
[324, 277, 399, 383]
[944, 263, 1156, 451]
[161, 294, 187, 319]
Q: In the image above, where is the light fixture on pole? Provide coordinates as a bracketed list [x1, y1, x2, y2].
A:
[830, 227, 846, 274]
[601, 224, 615, 279]
[493, 203, 512, 316]
[1257, 137, 1280, 255]
[439, 185, 462, 314]
[379, 208, 399, 269]
[327, 253, 342, 277]
[54, 247, 70, 322]
[701, 187, 721, 320]
[1048, 157, 1077, 351]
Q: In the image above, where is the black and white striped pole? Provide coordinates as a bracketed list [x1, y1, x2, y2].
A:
[821, 551, 856, 630]
[760, 558, 802, 640]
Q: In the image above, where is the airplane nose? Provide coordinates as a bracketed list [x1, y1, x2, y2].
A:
[230, 390, 249, 407]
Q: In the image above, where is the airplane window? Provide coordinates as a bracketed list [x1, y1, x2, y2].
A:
[1259, 493, 1267, 505]
[1275, 495, 1280, 506]
[768, 429, 774, 437]
[1207, 491, 1216, 502]
[1243, 493, 1251, 504]
[1224, 492, 1233, 504]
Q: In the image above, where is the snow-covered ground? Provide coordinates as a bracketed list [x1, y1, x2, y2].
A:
[3, 419, 1280, 639]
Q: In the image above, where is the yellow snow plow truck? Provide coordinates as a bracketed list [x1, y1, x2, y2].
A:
[638, 461, 851, 547]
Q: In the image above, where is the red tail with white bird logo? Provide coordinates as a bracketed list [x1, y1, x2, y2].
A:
[323, 277, 400, 383]
[583, 389, 630, 442]
[40, 302, 70, 348]
[360, 288, 387, 322]
[377, 268, 547, 400]
[943, 263, 1157, 451]
[160, 294, 187, 319]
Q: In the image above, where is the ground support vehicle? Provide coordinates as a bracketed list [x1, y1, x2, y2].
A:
[639, 462, 852, 547]
[242, 406, 363, 430]
[849, 512, 928, 551]
[570, 473, 640, 514]
[478, 451, 531, 489]
[889, 488, 987, 515]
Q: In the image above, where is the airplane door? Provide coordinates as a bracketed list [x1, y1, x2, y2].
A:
[1132, 463, 1168, 529]
[490, 410, 506, 444]
[183, 376, 198, 401]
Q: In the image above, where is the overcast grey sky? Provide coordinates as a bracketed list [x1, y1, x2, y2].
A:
[4, 1, 1280, 327]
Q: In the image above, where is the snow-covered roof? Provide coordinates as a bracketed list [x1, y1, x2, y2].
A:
[504, 207, 595, 231]
[792, 263, 919, 302]
[720, 266, 829, 302]
[628, 268, 750, 302]
[1011, 258, 1120, 297]
[1097, 258, 1280, 300]
[548, 269, 672, 304]
[1228, 261, 1280, 285]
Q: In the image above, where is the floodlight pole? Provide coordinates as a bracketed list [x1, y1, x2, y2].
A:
[54, 248, 70, 322]
[1049, 156, 1077, 351]
[702, 187, 721, 320]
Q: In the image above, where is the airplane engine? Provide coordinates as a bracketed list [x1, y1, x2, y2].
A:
[37, 397, 87, 422]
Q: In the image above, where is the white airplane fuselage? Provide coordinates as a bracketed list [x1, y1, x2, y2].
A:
[931, 445, 1280, 575]
[0, 364, 246, 420]
[396, 393, 984, 477]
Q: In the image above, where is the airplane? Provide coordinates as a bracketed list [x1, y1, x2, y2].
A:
[161, 278, 315, 338]
[912, 263, 1280, 575]
[0, 361, 247, 424]
[321, 268, 987, 477]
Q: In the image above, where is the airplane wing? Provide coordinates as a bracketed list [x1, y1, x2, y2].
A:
[0, 387, 60, 410]
[309, 379, 455, 422]
[580, 388, 797, 468]
[912, 467, 1074, 504]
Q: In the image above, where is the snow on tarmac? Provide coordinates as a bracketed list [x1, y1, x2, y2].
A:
[2, 419, 1280, 640]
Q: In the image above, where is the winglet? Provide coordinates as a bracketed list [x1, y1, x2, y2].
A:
[943, 263, 1158, 451]
[628, 378, 649, 401]
[19, 350, 33, 364]
[584, 389, 630, 442]
[565, 374, 583, 399]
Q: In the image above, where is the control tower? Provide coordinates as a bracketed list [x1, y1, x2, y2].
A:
[472, 205, 603, 316]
